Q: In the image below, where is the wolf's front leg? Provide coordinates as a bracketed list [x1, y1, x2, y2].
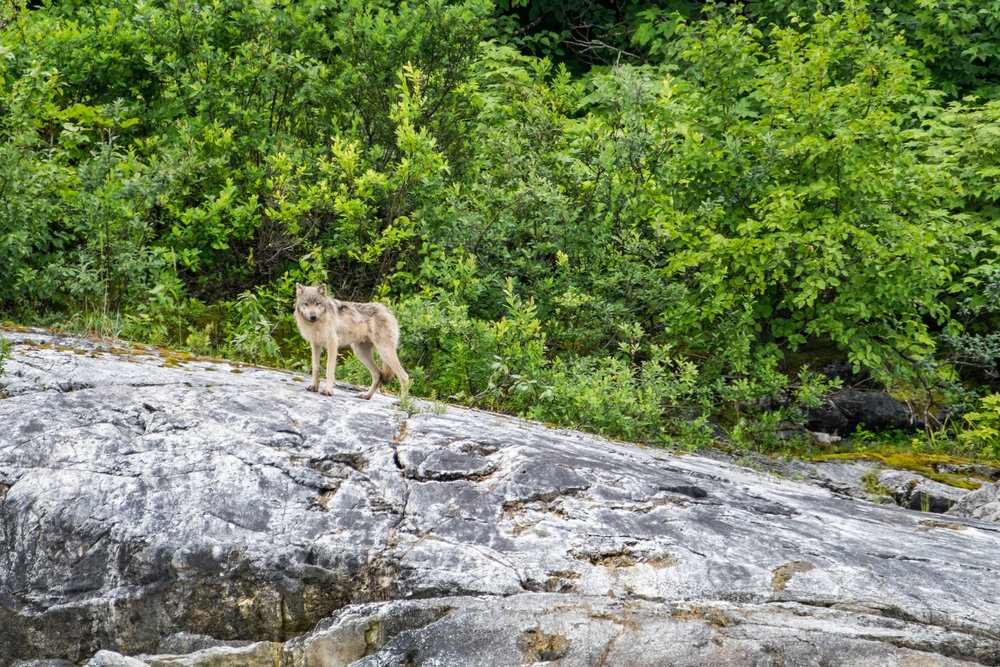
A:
[307, 341, 321, 392]
[323, 340, 338, 396]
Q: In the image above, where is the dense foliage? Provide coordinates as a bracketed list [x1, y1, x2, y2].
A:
[2, 0, 999, 455]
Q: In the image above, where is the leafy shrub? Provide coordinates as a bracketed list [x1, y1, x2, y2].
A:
[221, 290, 285, 367]
[652, 4, 958, 381]
[0, 334, 9, 379]
[527, 345, 702, 444]
[4, 0, 1000, 457]
[957, 394, 1000, 460]
[121, 264, 201, 347]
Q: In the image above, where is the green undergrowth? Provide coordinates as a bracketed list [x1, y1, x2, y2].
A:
[0, 333, 8, 379]
[4, 0, 1000, 462]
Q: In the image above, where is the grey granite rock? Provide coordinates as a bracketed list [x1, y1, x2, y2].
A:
[949, 479, 1000, 523]
[878, 469, 969, 513]
[2, 328, 1000, 666]
[705, 452, 974, 511]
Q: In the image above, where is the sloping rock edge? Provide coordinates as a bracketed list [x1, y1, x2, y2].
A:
[2, 328, 1000, 666]
[87, 594, 1000, 667]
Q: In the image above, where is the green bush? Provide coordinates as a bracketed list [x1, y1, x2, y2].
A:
[3, 0, 1000, 455]
[957, 394, 1000, 461]
[0, 334, 9, 379]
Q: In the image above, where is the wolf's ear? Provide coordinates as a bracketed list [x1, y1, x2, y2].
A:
[317, 284, 326, 296]
[296, 283, 305, 296]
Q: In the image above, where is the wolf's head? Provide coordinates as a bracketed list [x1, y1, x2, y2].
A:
[295, 283, 329, 323]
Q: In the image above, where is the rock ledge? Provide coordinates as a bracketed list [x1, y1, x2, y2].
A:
[2, 328, 1000, 666]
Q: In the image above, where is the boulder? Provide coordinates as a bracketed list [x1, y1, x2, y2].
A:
[705, 453, 971, 512]
[2, 328, 1000, 665]
[948, 480, 1000, 523]
[877, 470, 968, 513]
[805, 389, 918, 435]
[802, 402, 851, 435]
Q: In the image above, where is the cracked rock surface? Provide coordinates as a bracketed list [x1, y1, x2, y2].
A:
[2, 328, 1000, 666]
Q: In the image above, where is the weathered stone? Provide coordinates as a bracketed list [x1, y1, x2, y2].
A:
[290, 595, 993, 667]
[803, 402, 852, 435]
[948, 479, 1000, 523]
[2, 328, 1000, 666]
[349, 596, 992, 667]
[805, 389, 918, 435]
[937, 462, 1000, 482]
[706, 453, 971, 512]
[777, 459, 876, 500]
[87, 651, 152, 666]
[90, 595, 990, 667]
[877, 469, 968, 513]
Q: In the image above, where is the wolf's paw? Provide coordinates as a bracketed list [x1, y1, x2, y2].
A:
[321, 387, 333, 396]
[306, 384, 318, 393]
[356, 392, 374, 400]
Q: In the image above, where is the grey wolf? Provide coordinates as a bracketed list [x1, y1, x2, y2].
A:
[294, 283, 409, 400]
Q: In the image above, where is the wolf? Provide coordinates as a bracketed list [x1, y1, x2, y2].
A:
[294, 283, 410, 400]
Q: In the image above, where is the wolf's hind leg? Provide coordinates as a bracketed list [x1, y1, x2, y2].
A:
[376, 343, 409, 400]
[352, 341, 382, 399]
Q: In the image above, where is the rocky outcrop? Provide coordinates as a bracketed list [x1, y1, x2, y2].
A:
[2, 328, 1000, 666]
[877, 469, 969, 513]
[805, 389, 919, 435]
[949, 480, 1000, 523]
[705, 451, 985, 513]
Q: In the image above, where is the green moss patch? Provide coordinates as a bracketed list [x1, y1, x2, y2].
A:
[812, 451, 990, 490]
